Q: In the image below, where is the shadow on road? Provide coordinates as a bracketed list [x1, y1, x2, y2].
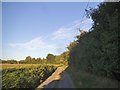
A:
[36, 66, 75, 90]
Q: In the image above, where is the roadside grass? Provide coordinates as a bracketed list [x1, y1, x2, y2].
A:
[66, 67, 118, 88]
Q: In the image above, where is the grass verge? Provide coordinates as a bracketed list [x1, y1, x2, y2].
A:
[66, 66, 118, 88]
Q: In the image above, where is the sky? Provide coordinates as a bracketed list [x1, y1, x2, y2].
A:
[0, 2, 1, 60]
[2, 2, 100, 60]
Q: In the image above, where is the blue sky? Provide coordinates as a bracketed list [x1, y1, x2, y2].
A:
[2, 2, 100, 60]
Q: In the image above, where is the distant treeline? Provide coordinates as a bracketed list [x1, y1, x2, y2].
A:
[1, 52, 68, 65]
[68, 2, 119, 78]
[0, 59, 18, 64]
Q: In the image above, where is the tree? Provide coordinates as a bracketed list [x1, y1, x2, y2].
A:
[46, 54, 55, 62]
[25, 56, 32, 62]
[76, 30, 88, 40]
[67, 40, 77, 52]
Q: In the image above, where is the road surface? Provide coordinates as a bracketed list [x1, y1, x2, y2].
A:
[35, 66, 75, 89]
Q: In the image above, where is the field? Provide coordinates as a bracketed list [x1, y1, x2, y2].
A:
[1, 64, 60, 89]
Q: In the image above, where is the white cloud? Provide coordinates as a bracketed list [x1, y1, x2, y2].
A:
[52, 21, 80, 40]
[52, 18, 92, 40]
[81, 18, 93, 24]
[52, 27, 74, 39]
[10, 37, 58, 50]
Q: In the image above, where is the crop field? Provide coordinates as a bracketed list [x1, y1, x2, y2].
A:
[1, 64, 59, 89]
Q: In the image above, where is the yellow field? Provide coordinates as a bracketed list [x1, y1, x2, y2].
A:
[0, 64, 36, 69]
[0, 63, 63, 68]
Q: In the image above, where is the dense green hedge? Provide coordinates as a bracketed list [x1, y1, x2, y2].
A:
[68, 2, 119, 78]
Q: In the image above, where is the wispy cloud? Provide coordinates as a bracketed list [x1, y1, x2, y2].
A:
[9, 18, 92, 51]
[81, 18, 93, 24]
[52, 27, 74, 39]
[9, 37, 58, 50]
[52, 20, 80, 40]
[52, 18, 92, 40]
